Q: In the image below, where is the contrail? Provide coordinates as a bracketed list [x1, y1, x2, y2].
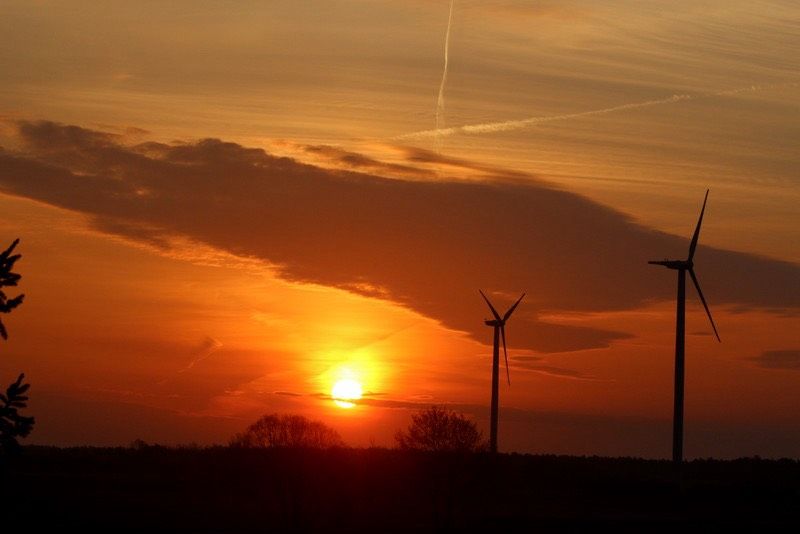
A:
[408, 94, 692, 140]
[399, 82, 798, 140]
[434, 0, 455, 150]
[178, 336, 222, 373]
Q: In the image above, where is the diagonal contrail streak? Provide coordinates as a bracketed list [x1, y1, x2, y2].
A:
[399, 82, 798, 141]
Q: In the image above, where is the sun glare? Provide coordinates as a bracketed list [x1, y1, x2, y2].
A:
[332, 378, 363, 408]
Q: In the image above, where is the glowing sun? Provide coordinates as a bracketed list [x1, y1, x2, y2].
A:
[332, 378, 363, 408]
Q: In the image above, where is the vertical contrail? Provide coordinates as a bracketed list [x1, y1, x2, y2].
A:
[435, 0, 455, 150]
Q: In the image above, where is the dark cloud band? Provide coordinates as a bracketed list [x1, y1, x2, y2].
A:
[1, 120, 799, 353]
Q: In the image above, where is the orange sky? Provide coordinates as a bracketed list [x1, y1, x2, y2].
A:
[1, 0, 799, 458]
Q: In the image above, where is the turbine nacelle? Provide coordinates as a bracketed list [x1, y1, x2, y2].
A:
[479, 290, 525, 387]
[648, 189, 719, 343]
[648, 259, 692, 270]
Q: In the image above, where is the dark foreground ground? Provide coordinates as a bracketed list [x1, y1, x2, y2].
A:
[2, 447, 799, 532]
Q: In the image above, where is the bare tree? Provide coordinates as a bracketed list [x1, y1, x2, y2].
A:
[230, 413, 344, 449]
[395, 406, 485, 453]
[0, 238, 33, 454]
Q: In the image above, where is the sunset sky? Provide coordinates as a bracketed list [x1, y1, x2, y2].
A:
[1, 0, 799, 458]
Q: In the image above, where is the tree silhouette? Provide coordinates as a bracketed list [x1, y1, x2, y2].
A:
[0, 374, 34, 453]
[395, 406, 485, 453]
[0, 238, 33, 454]
[0, 239, 24, 340]
[230, 413, 344, 449]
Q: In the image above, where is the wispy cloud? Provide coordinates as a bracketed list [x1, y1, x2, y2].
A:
[301, 144, 436, 179]
[178, 336, 223, 373]
[750, 349, 800, 371]
[510, 355, 593, 380]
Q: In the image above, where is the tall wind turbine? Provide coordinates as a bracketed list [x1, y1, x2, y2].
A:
[649, 190, 720, 464]
[479, 290, 525, 454]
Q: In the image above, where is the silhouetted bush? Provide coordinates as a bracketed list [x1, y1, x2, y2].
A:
[230, 413, 344, 448]
[0, 374, 34, 453]
[395, 405, 485, 452]
[0, 238, 32, 454]
[0, 239, 24, 340]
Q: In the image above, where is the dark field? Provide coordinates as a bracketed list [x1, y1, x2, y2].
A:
[2, 447, 799, 532]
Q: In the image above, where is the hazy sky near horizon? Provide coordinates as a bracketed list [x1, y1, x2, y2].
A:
[1, 0, 799, 457]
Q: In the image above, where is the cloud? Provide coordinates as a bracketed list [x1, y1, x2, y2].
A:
[398, 145, 531, 179]
[751, 350, 800, 371]
[151, 346, 280, 412]
[510, 356, 591, 380]
[689, 330, 714, 336]
[1, 120, 799, 353]
[27, 392, 247, 446]
[302, 144, 436, 180]
[283, 391, 423, 411]
[60, 334, 285, 414]
[178, 336, 223, 373]
[274, 391, 304, 397]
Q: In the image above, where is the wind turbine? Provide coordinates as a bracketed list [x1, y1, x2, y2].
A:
[479, 290, 525, 454]
[649, 190, 720, 464]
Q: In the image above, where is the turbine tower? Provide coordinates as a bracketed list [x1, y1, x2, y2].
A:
[649, 190, 720, 464]
[479, 290, 525, 454]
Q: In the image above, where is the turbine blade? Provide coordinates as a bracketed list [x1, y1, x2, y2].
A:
[689, 268, 720, 342]
[688, 190, 709, 261]
[501, 325, 511, 386]
[503, 293, 526, 322]
[479, 290, 502, 321]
